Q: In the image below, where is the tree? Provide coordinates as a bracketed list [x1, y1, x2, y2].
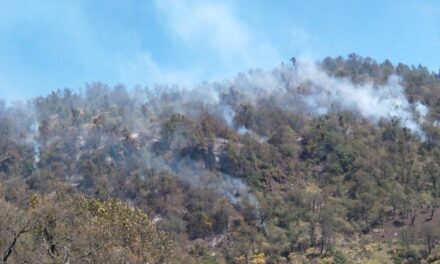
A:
[403, 192, 422, 225]
[399, 226, 416, 254]
[421, 223, 439, 255]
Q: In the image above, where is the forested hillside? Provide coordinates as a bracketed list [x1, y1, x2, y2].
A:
[1, 54, 440, 263]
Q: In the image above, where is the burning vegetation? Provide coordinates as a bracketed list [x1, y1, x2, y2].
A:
[1, 55, 440, 263]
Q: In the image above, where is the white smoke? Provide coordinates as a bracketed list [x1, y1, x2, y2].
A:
[142, 153, 261, 215]
[30, 119, 40, 169]
[199, 59, 429, 139]
[237, 126, 268, 143]
[142, 59, 428, 139]
[217, 172, 259, 209]
[217, 172, 262, 224]
[292, 60, 428, 138]
[2, 102, 42, 167]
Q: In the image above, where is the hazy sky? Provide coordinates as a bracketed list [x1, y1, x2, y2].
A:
[0, 0, 439, 101]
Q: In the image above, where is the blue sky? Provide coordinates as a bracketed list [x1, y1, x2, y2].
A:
[0, 0, 439, 101]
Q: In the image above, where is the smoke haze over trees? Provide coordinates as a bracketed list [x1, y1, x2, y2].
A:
[1, 54, 440, 263]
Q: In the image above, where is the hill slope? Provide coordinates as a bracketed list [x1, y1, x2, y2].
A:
[1, 54, 440, 263]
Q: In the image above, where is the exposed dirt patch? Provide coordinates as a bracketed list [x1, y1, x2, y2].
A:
[371, 208, 440, 242]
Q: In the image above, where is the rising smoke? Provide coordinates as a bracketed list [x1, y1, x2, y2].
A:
[133, 59, 429, 214]
[293, 60, 428, 138]
[0, 58, 430, 220]
[159, 59, 428, 139]
[222, 60, 425, 138]
[30, 120, 41, 169]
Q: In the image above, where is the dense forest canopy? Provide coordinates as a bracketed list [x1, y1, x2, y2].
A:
[1, 54, 440, 263]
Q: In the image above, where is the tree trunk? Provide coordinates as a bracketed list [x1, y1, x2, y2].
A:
[2, 227, 29, 263]
[319, 241, 324, 256]
[410, 213, 417, 225]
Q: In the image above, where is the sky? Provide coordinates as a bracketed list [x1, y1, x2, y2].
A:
[0, 0, 439, 101]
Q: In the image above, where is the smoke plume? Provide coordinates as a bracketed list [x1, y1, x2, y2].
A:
[192, 59, 429, 139]
[0, 57, 430, 223]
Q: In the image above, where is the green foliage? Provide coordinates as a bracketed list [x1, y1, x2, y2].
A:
[333, 249, 347, 264]
[1, 54, 440, 262]
[0, 190, 185, 263]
